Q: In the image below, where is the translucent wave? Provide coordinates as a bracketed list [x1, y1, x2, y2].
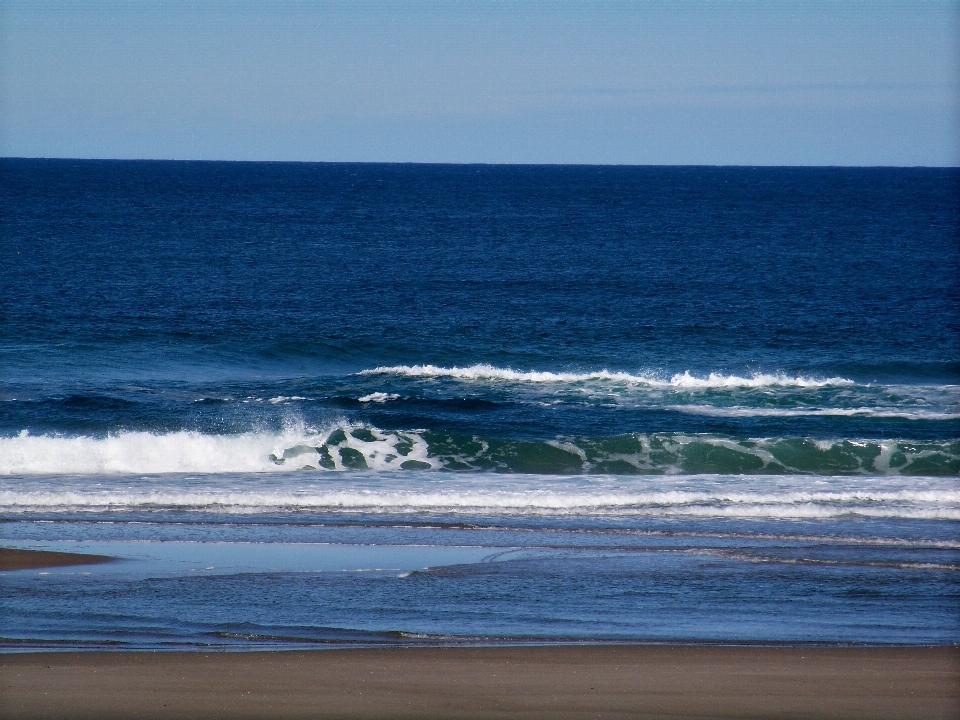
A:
[1, 427, 957, 476]
[359, 364, 854, 388]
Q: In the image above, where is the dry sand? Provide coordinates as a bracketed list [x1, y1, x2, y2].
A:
[2, 645, 957, 719]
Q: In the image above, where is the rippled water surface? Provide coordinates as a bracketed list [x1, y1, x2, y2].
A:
[1, 161, 957, 648]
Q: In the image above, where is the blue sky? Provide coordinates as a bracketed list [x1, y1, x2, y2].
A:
[1, 1, 957, 165]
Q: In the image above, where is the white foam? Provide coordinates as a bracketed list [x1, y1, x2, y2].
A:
[2, 477, 958, 520]
[665, 371, 854, 389]
[1, 427, 955, 477]
[358, 392, 400, 403]
[0, 425, 437, 476]
[0, 429, 295, 475]
[669, 405, 960, 420]
[360, 364, 853, 388]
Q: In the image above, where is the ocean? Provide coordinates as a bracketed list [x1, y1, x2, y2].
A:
[1, 159, 958, 650]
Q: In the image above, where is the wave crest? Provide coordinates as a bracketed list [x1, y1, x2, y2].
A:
[359, 364, 854, 388]
[1, 428, 957, 477]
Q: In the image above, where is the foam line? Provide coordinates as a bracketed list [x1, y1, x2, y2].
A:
[3, 482, 958, 520]
[359, 364, 854, 388]
[669, 405, 960, 420]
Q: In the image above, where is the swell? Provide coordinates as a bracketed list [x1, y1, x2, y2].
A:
[1, 426, 957, 476]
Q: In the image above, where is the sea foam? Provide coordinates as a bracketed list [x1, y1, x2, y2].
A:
[0, 429, 290, 475]
[1, 427, 957, 477]
[669, 405, 960, 420]
[0, 425, 436, 475]
[2, 473, 958, 520]
[359, 364, 854, 388]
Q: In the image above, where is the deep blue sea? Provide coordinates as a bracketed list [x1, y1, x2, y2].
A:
[1, 159, 958, 650]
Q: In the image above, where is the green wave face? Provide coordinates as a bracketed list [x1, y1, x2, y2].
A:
[273, 428, 960, 476]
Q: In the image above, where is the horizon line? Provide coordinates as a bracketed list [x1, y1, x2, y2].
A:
[2, 156, 957, 170]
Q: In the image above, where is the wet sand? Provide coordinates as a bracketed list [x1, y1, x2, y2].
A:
[0, 547, 113, 572]
[2, 645, 957, 719]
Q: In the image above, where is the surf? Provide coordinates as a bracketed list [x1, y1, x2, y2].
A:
[2, 426, 957, 476]
[359, 364, 856, 388]
[3, 472, 958, 520]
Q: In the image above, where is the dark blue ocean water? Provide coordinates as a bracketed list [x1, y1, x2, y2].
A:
[1, 159, 958, 649]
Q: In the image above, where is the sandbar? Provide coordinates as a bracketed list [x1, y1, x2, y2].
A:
[0, 547, 113, 572]
[2, 645, 957, 719]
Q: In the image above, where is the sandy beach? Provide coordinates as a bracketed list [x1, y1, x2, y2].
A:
[2, 645, 957, 720]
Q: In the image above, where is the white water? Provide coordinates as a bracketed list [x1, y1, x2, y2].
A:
[0, 424, 434, 475]
[360, 364, 854, 388]
[2, 473, 958, 520]
[3, 428, 487, 476]
[0, 430, 284, 475]
[1, 427, 956, 476]
[670, 405, 960, 420]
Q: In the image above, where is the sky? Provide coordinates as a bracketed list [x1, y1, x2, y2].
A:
[1, 1, 957, 165]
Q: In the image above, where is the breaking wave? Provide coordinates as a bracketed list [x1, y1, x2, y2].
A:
[669, 405, 960, 420]
[1, 426, 957, 476]
[359, 364, 854, 388]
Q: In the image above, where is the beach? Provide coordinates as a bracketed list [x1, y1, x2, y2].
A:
[2, 645, 957, 720]
[2, 162, 957, 717]
[2, 0, 957, 711]
[4, 542, 955, 719]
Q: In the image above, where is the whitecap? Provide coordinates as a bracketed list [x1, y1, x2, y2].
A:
[668, 405, 960, 420]
[358, 392, 401, 403]
[359, 364, 854, 388]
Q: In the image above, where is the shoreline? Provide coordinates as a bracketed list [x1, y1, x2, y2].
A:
[2, 645, 957, 719]
[0, 547, 114, 572]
